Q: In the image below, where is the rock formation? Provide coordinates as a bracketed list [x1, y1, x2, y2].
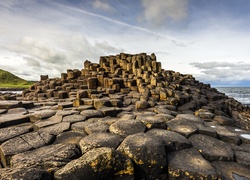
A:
[0, 53, 250, 179]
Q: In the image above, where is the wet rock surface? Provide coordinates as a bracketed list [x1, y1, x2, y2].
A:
[1, 53, 250, 179]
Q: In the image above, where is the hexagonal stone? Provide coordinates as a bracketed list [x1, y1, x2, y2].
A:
[168, 124, 198, 138]
[53, 131, 86, 145]
[84, 122, 109, 134]
[33, 115, 62, 130]
[117, 133, 167, 179]
[79, 133, 121, 154]
[213, 115, 236, 126]
[175, 114, 204, 123]
[54, 147, 134, 180]
[0, 114, 30, 128]
[147, 129, 191, 151]
[235, 150, 250, 167]
[10, 144, 80, 170]
[0, 124, 33, 143]
[0, 167, 52, 180]
[195, 124, 217, 138]
[62, 114, 86, 123]
[7, 107, 28, 115]
[80, 110, 103, 118]
[0, 132, 54, 167]
[38, 122, 70, 135]
[135, 100, 150, 109]
[216, 127, 241, 145]
[0, 101, 22, 109]
[109, 119, 146, 138]
[188, 134, 234, 162]
[212, 161, 250, 180]
[168, 148, 217, 180]
[136, 116, 167, 129]
[29, 110, 56, 122]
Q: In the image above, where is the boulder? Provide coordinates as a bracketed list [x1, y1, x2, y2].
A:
[188, 134, 234, 162]
[168, 148, 217, 179]
[54, 147, 134, 180]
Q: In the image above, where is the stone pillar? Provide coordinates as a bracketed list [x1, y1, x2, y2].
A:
[87, 77, 98, 89]
[40, 75, 48, 81]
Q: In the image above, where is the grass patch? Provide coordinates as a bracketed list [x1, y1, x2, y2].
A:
[0, 69, 35, 89]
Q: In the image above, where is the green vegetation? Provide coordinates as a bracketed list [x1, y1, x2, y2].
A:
[0, 69, 34, 89]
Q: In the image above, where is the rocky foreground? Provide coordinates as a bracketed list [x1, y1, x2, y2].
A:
[0, 53, 250, 180]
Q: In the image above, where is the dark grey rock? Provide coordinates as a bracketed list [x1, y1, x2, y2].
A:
[188, 134, 234, 162]
[57, 102, 73, 110]
[213, 115, 236, 126]
[80, 109, 103, 118]
[136, 115, 167, 129]
[212, 161, 250, 180]
[147, 129, 191, 151]
[0, 167, 52, 180]
[29, 110, 56, 122]
[62, 114, 86, 123]
[33, 115, 62, 130]
[0, 101, 22, 109]
[168, 124, 198, 138]
[109, 119, 146, 138]
[10, 144, 80, 171]
[54, 147, 134, 180]
[7, 107, 28, 115]
[195, 124, 218, 138]
[53, 131, 86, 145]
[216, 127, 241, 145]
[38, 122, 70, 135]
[0, 114, 30, 128]
[235, 150, 250, 167]
[84, 122, 109, 134]
[0, 124, 33, 143]
[168, 148, 217, 180]
[117, 133, 167, 179]
[0, 132, 54, 167]
[79, 133, 121, 154]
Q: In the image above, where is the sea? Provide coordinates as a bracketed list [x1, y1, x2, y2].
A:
[1, 87, 250, 106]
[216, 87, 250, 106]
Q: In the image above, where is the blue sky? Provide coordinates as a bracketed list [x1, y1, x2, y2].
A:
[0, 0, 250, 86]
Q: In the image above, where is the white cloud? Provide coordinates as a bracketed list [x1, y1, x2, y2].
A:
[190, 61, 250, 85]
[141, 0, 188, 26]
[92, 0, 113, 12]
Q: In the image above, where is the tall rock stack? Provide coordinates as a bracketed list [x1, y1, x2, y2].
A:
[22, 53, 249, 123]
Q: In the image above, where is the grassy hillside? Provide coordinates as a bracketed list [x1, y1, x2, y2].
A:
[0, 69, 34, 89]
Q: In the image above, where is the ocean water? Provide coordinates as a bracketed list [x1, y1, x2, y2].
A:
[216, 87, 250, 105]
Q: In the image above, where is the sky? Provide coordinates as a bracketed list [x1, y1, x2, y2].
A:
[0, 0, 250, 87]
